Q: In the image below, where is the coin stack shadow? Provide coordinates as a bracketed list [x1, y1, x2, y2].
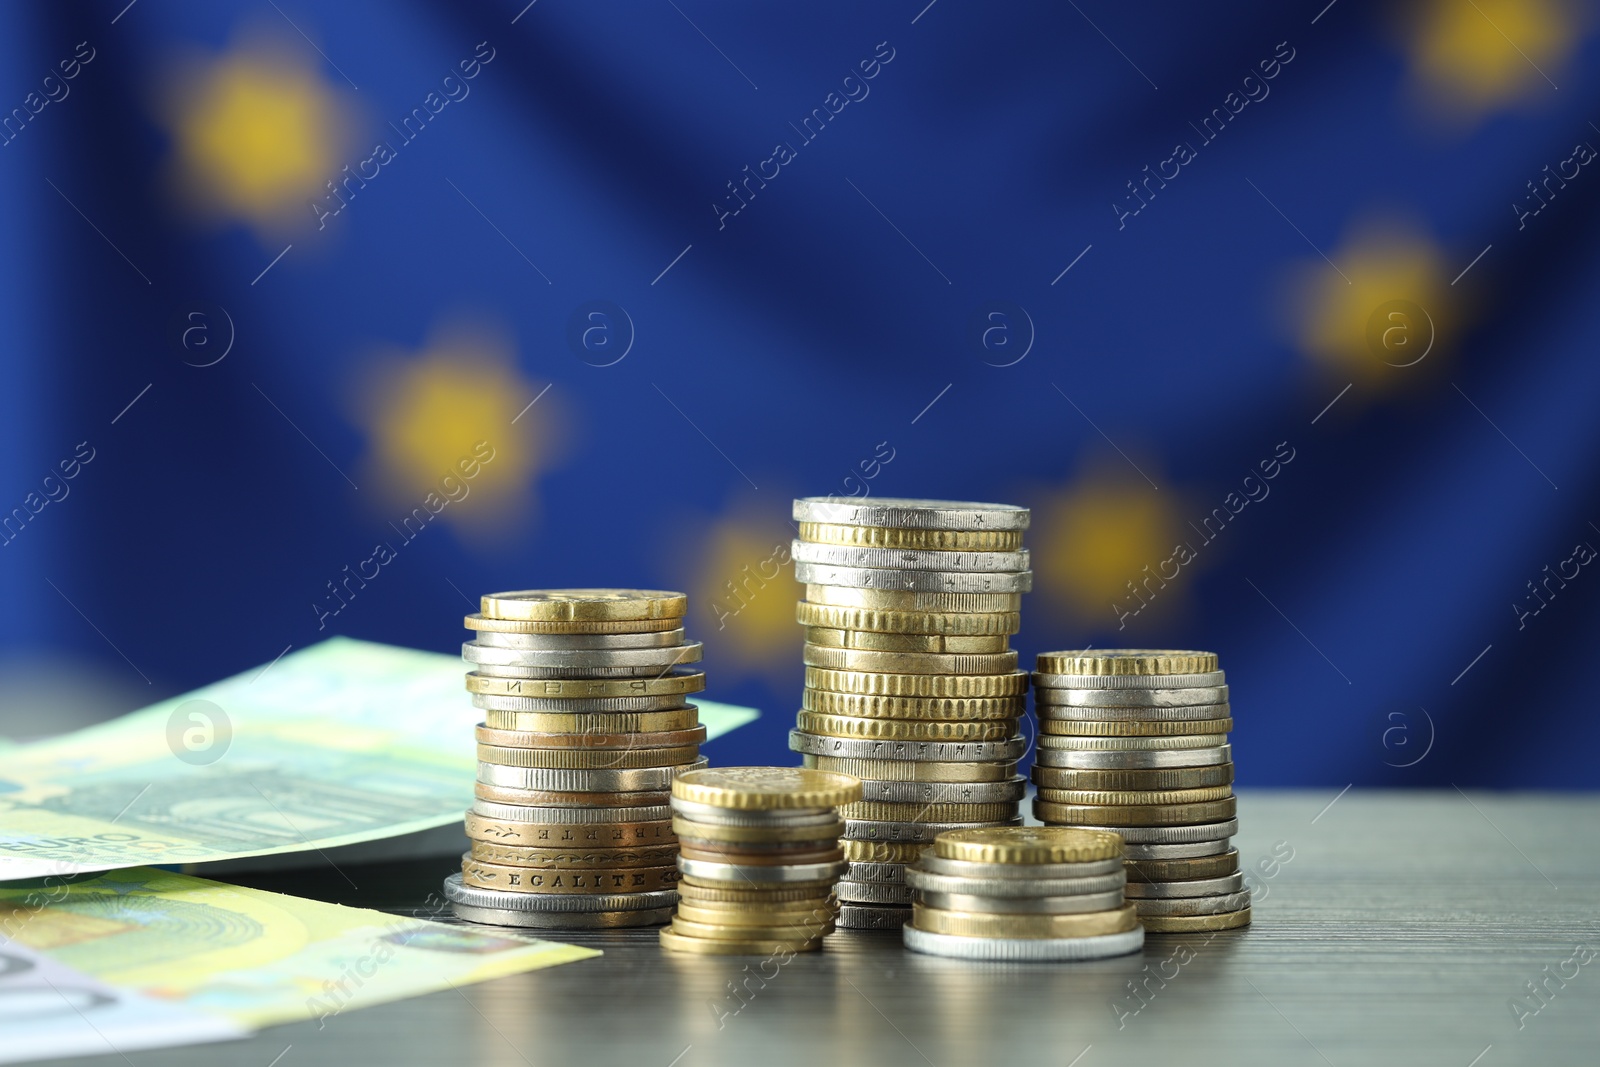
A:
[661, 767, 861, 955]
[442, 589, 708, 929]
[902, 827, 1144, 961]
[1030, 649, 1250, 934]
[787, 496, 1033, 930]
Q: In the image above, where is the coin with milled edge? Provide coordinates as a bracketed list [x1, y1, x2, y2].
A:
[468, 841, 680, 868]
[465, 613, 684, 635]
[933, 827, 1125, 864]
[806, 586, 1022, 613]
[915, 889, 1127, 915]
[463, 641, 703, 670]
[1032, 686, 1229, 707]
[476, 763, 701, 793]
[476, 745, 700, 770]
[1032, 745, 1232, 769]
[796, 712, 1016, 742]
[904, 869, 1126, 899]
[1033, 670, 1227, 689]
[676, 882, 833, 904]
[1122, 838, 1231, 860]
[475, 724, 707, 749]
[483, 708, 699, 733]
[1034, 734, 1228, 751]
[1124, 849, 1240, 881]
[854, 777, 1026, 804]
[1132, 891, 1251, 916]
[461, 857, 678, 894]
[790, 541, 1032, 573]
[1032, 798, 1237, 826]
[798, 522, 1026, 551]
[1035, 650, 1218, 675]
[792, 497, 1031, 531]
[465, 673, 698, 703]
[903, 925, 1144, 960]
[463, 813, 675, 846]
[669, 799, 841, 826]
[845, 861, 908, 883]
[470, 787, 671, 809]
[443, 874, 676, 912]
[790, 731, 1027, 761]
[671, 766, 863, 810]
[837, 903, 911, 929]
[1031, 764, 1235, 791]
[671, 817, 844, 845]
[803, 627, 1010, 654]
[840, 839, 932, 864]
[480, 589, 687, 622]
[795, 562, 1033, 594]
[913, 855, 1121, 880]
[834, 880, 915, 905]
[1138, 907, 1251, 932]
[1033, 701, 1230, 722]
[659, 928, 821, 955]
[836, 800, 1019, 823]
[1033, 785, 1234, 805]
[1039, 718, 1233, 737]
[802, 689, 1023, 721]
[472, 628, 688, 650]
[676, 858, 849, 883]
[1091, 819, 1239, 844]
[796, 602, 1022, 636]
[450, 902, 674, 928]
[911, 901, 1137, 938]
[843, 818, 1022, 843]
[679, 844, 844, 866]
[803, 755, 1018, 783]
[672, 911, 835, 936]
[806, 667, 1030, 698]
[465, 673, 706, 699]
[1123, 872, 1244, 898]
[467, 801, 672, 823]
[802, 645, 1020, 676]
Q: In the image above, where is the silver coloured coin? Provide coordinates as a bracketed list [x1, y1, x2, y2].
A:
[469, 663, 675, 679]
[904, 868, 1125, 899]
[793, 497, 1031, 532]
[855, 777, 1027, 804]
[1033, 671, 1226, 690]
[1133, 890, 1251, 916]
[846, 862, 910, 884]
[477, 760, 704, 793]
[834, 879, 915, 905]
[471, 629, 689, 650]
[793, 562, 1033, 594]
[790, 540, 1031, 573]
[669, 799, 838, 827]
[902, 924, 1143, 961]
[835, 903, 912, 929]
[462, 642, 703, 669]
[451, 902, 674, 928]
[843, 817, 1023, 843]
[675, 858, 848, 884]
[1031, 745, 1231, 769]
[1121, 838, 1231, 859]
[1123, 872, 1244, 899]
[912, 856, 1122, 881]
[443, 875, 678, 912]
[913, 889, 1127, 915]
[1034, 734, 1228, 751]
[1092, 819, 1239, 845]
[1031, 686, 1228, 707]
[469, 800, 673, 823]
[789, 730, 1029, 762]
[1033, 702, 1230, 722]
[468, 688, 695, 713]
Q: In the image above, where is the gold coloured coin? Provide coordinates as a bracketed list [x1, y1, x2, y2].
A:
[802, 754, 1016, 783]
[797, 522, 1025, 551]
[466, 674, 706, 698]
[670, 916, 833, 941]
[463, 813, 675, 846]
[461, 857, 678, 893]
[805, 585, 1022, 613]
[477, 744, 700, 769]
[1033, 797, 1238, 826]
[671, 816, 844, 844]
[1124, 849, 1241, 882]
[464, 613, 684, 634]
[1038, 718, 1233, 737]
[803, 645, 1018, 675]
[467, 841, 680, 868]
[468, 787, 669, 808]
[795, 602, 1021, 636]
[1034, 785, 1234, 806]
[934, 826, 1123, 864]
[671, 766, 863, 810]
[837, 800, 1017, 823]
[806, 667, 1029, 698]
[1030, 764, 1235, 791]
[675, 902, 836, 927]
[840, 839, 928, 864]
[482, 708, 700, 734]
[675, 882, 833, 904]
[794, 712, 1015, 742]
[1137, 906, 1251, 932]
[475, 724, 706, 749]
[1035, 650, 1219, 676]
[910, 901, 1138, 938]
[659, 927, 821, 955]
[678, 844, 844, 866]
[480, 589, 687, 622]
[802, 688, 1023, 721]
[803, 628, 1009, 654]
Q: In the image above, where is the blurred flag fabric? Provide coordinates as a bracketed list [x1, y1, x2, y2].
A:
[1, 0, 1597, 787]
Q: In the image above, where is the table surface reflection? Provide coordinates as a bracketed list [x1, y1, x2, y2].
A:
[36, 790, 1600, 1067]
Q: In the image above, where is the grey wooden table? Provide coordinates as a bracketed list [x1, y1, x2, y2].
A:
[38, 790, 1600, 1067]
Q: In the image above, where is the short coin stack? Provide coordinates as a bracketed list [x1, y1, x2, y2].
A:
[1030, 649, 1249, 933]
[661, 767, 860, 955]
[443, 589, 708, 929]
[788, 496, 1032, 930]
[902, 827, 1143, 961]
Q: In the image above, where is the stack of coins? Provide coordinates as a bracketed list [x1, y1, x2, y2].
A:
[661, 767, 860, 955]
[1029, 649, 1249, 933]
[901, 827, 1143, 961]
[788, 497, 1032, 930]
[442, 589, 708, 929]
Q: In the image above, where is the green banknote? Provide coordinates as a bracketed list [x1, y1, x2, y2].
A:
[0, 637, 759, 880]
[0, 867, 596, 1028]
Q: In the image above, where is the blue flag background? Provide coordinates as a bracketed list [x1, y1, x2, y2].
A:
[2, 0, 1597, 787]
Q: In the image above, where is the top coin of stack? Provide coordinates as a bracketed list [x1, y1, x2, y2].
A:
[788, 497, 1032, 930]
[443, 589, 707, 930]
[1029, 649, 1249, 933]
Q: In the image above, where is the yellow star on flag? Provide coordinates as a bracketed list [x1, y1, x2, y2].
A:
[1399, 0, 1584, 126]
[692, 508, 797, 677]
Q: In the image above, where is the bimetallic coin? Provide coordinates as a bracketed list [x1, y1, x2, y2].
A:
[790, 730, 1027, 762]
[659, 928, 821, 955]
[836, 800, 1019, 823]
[1032, 798, 1238, 827]
[1132, 891, 1251, 916]
[836, 903, 912, 929]
[806, 667, 1029, 698]
[833, 880, 915, 905]
[1138, 907, 1251, 933]
[669, 799, 840, 827]
[469, 787, 670, 808]
[903, 869, 1126, 899]
[483, 707, 699, 733]
[465, 673, 706, 699]
[803, 755, 1018, 783]
[792, 497, 1031, 531]
[934, 826, 1123, 864]
[802, 688, 1023, 721]
[795, 711, 1016, 742]
[1033, 701, 1230, 722]
[464, 613, 683, 635]
[476, 761, 701, 793]
[671, 817, 844, 845]
[805, 585, 1022, 613]
[790, 540, 1031, 573]
[798, 522, 1025, 551]
[479, 589, 687, 622]
[854, 777, 1027, 805]
[914, 890, 1127, 915]
[475, 724, 706, 749]
[676, 858, 849, 884]
[468, 663, 668, 680]
[1122, 838, 1232, 860]
[1034, 785, 1234, 806]
[913, 855, 1121, 880]
[472, 628, 687, 650]
[1031, 744, 1232, 770]
[1034, 650, 1219, 676]
[797, 602, 1022, 636]
[903, 925, 1144, 961]
[476, 745, 701, 770]
[843, 818, 1022, 843]
[463, 641, 703, 670]
[1123, 872, 1244, 898]
[803, 627, 1009, 654]
[1033, 686, 1229, 708]
[1034, 734, 1228, 751]
[1124, 849, 1241, 881]
[468, 841, 679, 868]
[910, 901, 1138, 939]
[461, 856, 678, 894]
[671, 767, 864, 810]
[1092, 819, 1239, 845]
[840, 839, 931, 864]
[463, 812, 674, 847]
[467, 802, 672, 824]
[1033, 670, 1226, 690]
[795, 562, 1032, 594]
[1038, 718, 1233, 738]
[1030, 764, 1235, 791]
[845, 861, 907, 884]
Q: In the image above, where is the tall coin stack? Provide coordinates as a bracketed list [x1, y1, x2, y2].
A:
[661, 767, 860, 955]
[443, 589, 708, 929]
[1030, 649, 1250, 933]
[788, 497, 1032, 930]
[902, 827, 1144, 961]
